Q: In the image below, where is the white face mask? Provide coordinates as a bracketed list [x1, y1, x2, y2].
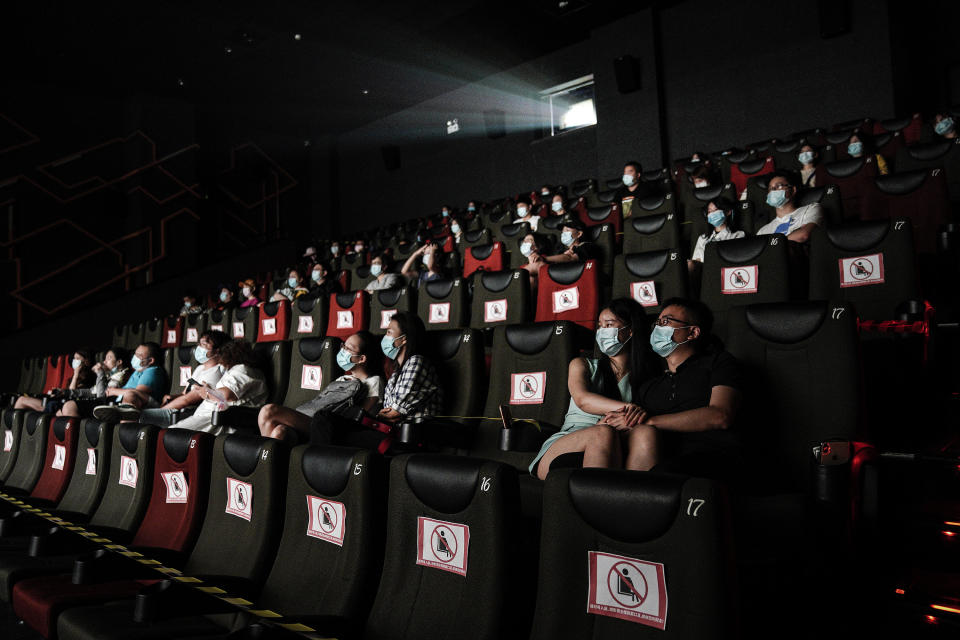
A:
[694, 179, 708, 188]
[242, 287, 252, 297]
[517, 206, 528, 217]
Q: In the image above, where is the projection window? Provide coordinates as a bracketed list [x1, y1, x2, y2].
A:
[542, 75, 596, 136]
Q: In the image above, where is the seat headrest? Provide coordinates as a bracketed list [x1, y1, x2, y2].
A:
[480, 270, 515, 292]
[223, 435, 267, 477]
[210, 310, 225, 322]
[715, 236, 770, 263]
[53, 417, 70, 441]
[431, 330, 465, 360]
[301, 446, 357, 496]
[874, 170, 927, 195]
[751, 174, 771, 191]
[547, 261, 586, 284]
[335, 292, 356, 308]
[465, 229, 487, 242]
[630, 214, 667, 234]
[425, 278, 455, 298]
[825, 130, 853, 144]
[824, 157, 866, 178]
[84, 420, 103, 447]
[541, 215, 565, 230]
[501, 222, 528, 237]
[234, 307, 252, 320]
[775, 140, 801, 153]
[162, 428, 196, 464]
[874, 132, 893, 148]
[505, 322, 556, 355]
[470, 243, 495, 260]
[824, 220, 889, 251]
[568, 469, 685, 543]
[796, 186, 826, 206]
[25, 412, 42, 436]
[642, 168, 669, 181]
[737, 157, 768, 174]
[587, 206, 612, 221]
[725, 149, 751, 163]
[298, 337, 327, 361]
[356, 265, 372, 278]
[692, 183, 728, 201]
[376, 288, 404, 306]
[744, 301, 828, 344]
[296, 296, 319, 313]
[880, 115, 912, 131]
[177, 346, 193, 364]
[118, 423, 142, 454]
[907, 139, 954, 161]
[405, 455, 481, 514]
[624, 250, 670, 277]
[596, 189, 617, 203]
[638, 194, 667, 210]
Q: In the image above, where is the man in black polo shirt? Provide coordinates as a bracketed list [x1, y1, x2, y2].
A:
[624, 297, 743, 480]
[614, 160, 656, 219]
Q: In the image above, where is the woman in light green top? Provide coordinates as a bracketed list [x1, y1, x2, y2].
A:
[531, 298, 659, 480]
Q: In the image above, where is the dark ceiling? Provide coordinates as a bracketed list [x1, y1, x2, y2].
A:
[5, 0, 644, 137]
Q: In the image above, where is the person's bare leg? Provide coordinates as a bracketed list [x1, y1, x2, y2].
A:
[536, 424, 620, 481]
[625, 424, 658, 471]
[59, 400, 80, 418]
[14, 396, 43, 411]
[258, 404, 311, 440]
[119, 389, 147, 409]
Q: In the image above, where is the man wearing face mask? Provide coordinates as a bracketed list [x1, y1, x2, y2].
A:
[756, 171, 824, 243]
[933, 113, 958, 140]
[93, 342, 168, 421]
[614, 160, 655, 219]
[308, 262, 342, 299]
[632, 299, 744, 480]
[540, 218, 597, 263]
[179, 292, 203, 316]
[515, 198, 540, 231]
[216, 286, 238, 311]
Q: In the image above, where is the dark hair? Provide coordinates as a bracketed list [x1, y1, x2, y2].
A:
[594, 298, 659, 402]
[218, 339, 254, 369]
[74, 349, 94, 365]
[766, 169, 800, 190]
[660, 297, 715, 352]
[389, 312, 426, 362]
[690, 150, 708, 162]
[351, 330, 383, 374]
[140, 342, 162, 365]
[561, 217, 586, 232]
[691, 165, 712, 182]
[200, 330, 230, 354]
[183, 290, 199, 301]
[702, 196, 737, 218]
[847, 128, 875, 153]
[108, 346, 129, 365]
[624, 160, 642, 174]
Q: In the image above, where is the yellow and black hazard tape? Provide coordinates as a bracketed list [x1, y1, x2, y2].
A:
[0, 490, 335, 638]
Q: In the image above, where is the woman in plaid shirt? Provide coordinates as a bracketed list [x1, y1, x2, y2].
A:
[378, 312, 443, 422]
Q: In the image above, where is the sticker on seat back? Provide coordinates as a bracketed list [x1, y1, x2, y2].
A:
[85, 448, 96, 475]
[301, 365, 323, 391]
[721, 265, 758, 294]
[162, 471, 189, 504]
[839, 253, 885, 288]
[211, 324, 223, 332]
[186, 328, 198, 343]
[226, 477, 253, 521]
[416, 517, 470, 577]
[52, 444, 66, 470]
[119, 455, 138, 488]
[587, 551, 668, 630]
[232, 322, 245, 338]
[429, 302, 451, 324]
[380, 310, 396, 329]
[630, 281, 659, 307]
[3, 431, 12, 452]
[306, 496, 346, 546]
[552, 286, 580, 313]
[484, 299, 508, 323]
[510, 372, 546, 405]
[166, 330, 177, 344]
[262, 318, 277, 335]
[179, 367, 192, 388]
[337, 310, 354, 329]
[297, 315, 314, 334]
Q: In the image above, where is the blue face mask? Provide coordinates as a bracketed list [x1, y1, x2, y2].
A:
[551, 201, 563, 212]
[331, 245, 339, 255]
[381, 334, 403, 360]
[798, 151, 815, 165]
[707, 210, 726, 228]
[467, 205, 476, 212]
[131, 355, 143, 370]
[936, 118, 955, 135]
[370, 264, 382, 277]
[183, 301, 192, 309]
[766, 189, 788, 208]
[72, 358, 82, 370]
[288, 277, 298, 288]
[847, 141, 863, 156]
[622, 174, 635, 186]
[311, 270, 322, 282]
[194, 345, 210, 364]
[560, 231, 575, 247]
[650, 324, 690, 357]
[596, 327, 629, 356]
[219, 291, 229, 302]
[336, 348, 356, 371]
[442, 210, 449, 217]
[450, 223, 460, 234]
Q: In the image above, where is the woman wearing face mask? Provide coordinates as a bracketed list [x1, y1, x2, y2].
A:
[690, 197, 745, 266]
[690, 165, 714, 190]
[548, 194, 568, 217]
[401, 242, 447, 287]
[238, 278, 260, 307]
[258, 331, 384, 442]
[135, 330, 229, 426]
[365, 254, 401, 292]
[933, 113, 958, 140]
[846, 131, 888, 175]
[531, 299, 660, 480]
[216, 286, 237, 311]
[272, 269, 310, 302]
[630, 298, 743, 481]
[15, 349, 97, 412]
[58, 347, 132, 417]
[798, 144, 819, 188]
[308, 262, 342, 299]
[514, 199, 540, 231]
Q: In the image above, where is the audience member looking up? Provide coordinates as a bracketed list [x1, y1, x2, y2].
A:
[402, 242, 446, 287]
[272, 269, 309, 302]
[238, 278, 260, 307]
[549, 193, 568, 216]
[217, 286, 237, 310]
[756, 171, 824, 243]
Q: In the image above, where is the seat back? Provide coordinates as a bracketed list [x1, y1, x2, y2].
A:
[55, 420, 115, 518]
[126, 322, 146, 352]
[285, 337, 341, 408]
[42, 355, 66, 394]
[251, 341, 292, 406]
[205, 308, 232, 334]
[531, 469, 735, 640]
[291, 294, 329, 339]
[584, 223, 616, 284]
[730, 155, 775, 197]
[28, 417, 79, 503]
[725, 301, 859, 490]
[182, 313, 208, 346]
[257, 446, 386, 620]
[535, 261, 600, 330]
[130, 430, 214, 552]
[874, 113, 922, 144]
[257, 300, 291, 342]
[417, 278, 469, 331]
[896, 137, 960, 203]
[796, 184, 844, 226]
[816, 156, 879, 220]
[327, 291, 370, 340]
[231, 305, 260, 342]
[87, 423, 160, 534]
[161, 316, 184, 348]
[167, 346, 198, 396]
[463, 242, 506, 278]
[462, 228, 492, 249]
[112, 325, 128, 351]
[582, 205, 622, 235]
[365, 454, 522, 640]
[470, 270, 531, 329]
[865, 169, 950, 254]
[369, 287, 417, 335]
[497, 223, 532, 269]
[182, 435, 287, 584]
[634, 193, 678, 218]
[622, 213, 681, 255]
[143, 318, 163, 345]
[4, 413, 50, 493]
[808, 219, 919, 320]
[429, 329, 485, 418]
[351, 264, 377, 292]
[701, 235, 790, 342]
[612, 251, 688, 315]
[0, 410, 26, 483]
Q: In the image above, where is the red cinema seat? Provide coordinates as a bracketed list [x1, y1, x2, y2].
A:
[327, 291, 370, 340]
[161, 316, 183, 348]
[815, 156, 880, 221]
[28, 417, 79, 505]
[463, 242, 506, 278]
[730, 156, 775, 198]
[535, 260, 600, 330]
[256, 300, 291, 342]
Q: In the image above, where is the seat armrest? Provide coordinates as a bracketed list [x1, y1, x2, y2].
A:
[500, 421, 559, 452]
[396, 418, 476, 449]
[72, 547, 188, 584]
[168, 408, 196, 425]
[29, 526, 96, 557]
[133, 579, 241, 623]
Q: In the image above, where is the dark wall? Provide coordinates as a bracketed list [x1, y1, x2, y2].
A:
[334, 0, 897, 233]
